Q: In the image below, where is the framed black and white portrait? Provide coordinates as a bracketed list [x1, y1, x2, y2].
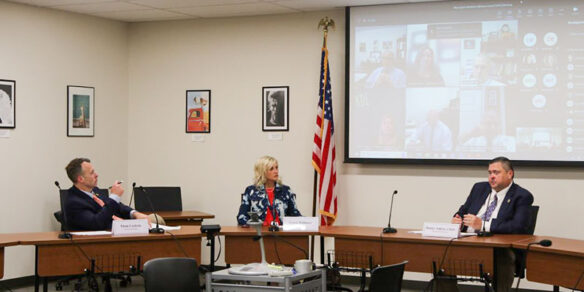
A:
[0, 79, 16, 129]
[67, 85, 95, 137]
[262, 86, 289, 131]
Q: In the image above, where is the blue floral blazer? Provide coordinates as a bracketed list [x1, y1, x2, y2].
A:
[237, 183, 301, 225]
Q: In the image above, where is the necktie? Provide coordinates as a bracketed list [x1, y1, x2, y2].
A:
[92, 193, 123, 221]
[482, 194, 498, 222]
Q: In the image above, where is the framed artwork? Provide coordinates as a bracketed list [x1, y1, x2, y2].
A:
[0, 79, 16, 128]
[262, 86, 289, 131]
[67, 86, 94, 137]
[186, 90, 211, 133]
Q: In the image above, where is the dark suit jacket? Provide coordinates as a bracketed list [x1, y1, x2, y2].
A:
[65, 186, 133, 231]
[455, 182, 533, 234]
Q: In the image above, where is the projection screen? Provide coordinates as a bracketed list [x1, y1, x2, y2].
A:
[346, 0, 584, 165]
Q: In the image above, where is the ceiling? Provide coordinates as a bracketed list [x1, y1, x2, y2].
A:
[6, 0, 447, 22]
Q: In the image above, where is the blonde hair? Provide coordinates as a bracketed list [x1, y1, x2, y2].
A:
[253, 155, 282, 187]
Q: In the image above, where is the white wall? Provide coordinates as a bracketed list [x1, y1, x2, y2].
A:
[1, 2, 584, 289]
[126, 10, 584, 290]
[126, 11, 343, 230]
[0, 1, 129, 279]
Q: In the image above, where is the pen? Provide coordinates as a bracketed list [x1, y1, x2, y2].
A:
[108, 180, 123, 189]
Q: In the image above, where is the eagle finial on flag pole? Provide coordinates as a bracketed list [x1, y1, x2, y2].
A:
[318, 17, 335, 46]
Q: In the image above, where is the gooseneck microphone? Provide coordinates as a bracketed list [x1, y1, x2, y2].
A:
[54, 181, 72, 239]
[268, 199, 280, 232]
[515, 239, 552, 291]
[139, 186, 164, 234]
[129, 182, 136, 208]
[477, 192, 493, 237]
[383, 190, 398, 233]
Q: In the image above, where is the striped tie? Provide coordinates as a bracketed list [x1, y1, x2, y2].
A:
[92, 193, 123, 221]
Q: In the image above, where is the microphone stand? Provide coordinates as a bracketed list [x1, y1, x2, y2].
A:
[383, 190, 398, 233]
[139, 186, 164, 234]
[55, 181, 72, 239]
[129, 182, 136, 208]
[227, 212, 271, 275]
[477, 192, 492, 237]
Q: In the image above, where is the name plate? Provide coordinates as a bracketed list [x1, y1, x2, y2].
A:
[282, 217, 319, 232]
[422, 222, 460, 238]
[112, 219, 149, 236]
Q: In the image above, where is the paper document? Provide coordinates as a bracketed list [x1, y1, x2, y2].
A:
[151, 224, 181, 231]
[70, 231, 112, 236]
[408, 230, 477, 237]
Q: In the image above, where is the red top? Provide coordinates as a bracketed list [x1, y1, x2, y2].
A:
[263, 188, 280, 226]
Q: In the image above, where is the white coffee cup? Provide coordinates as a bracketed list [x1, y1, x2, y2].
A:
[294, 259, 312, 274]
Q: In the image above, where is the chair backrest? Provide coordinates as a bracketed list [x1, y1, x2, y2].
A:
[143, 257, 199, 292]
[369, 261, 408, 292]
[134, 186, 182, 212]
[515, 205, 540, 278]
[57, 190, 69, 231]
[526, 205, 539, 235]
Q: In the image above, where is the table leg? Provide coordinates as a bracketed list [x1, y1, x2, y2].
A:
[34, 247, 39, 292]
[320, 236, 324, 265]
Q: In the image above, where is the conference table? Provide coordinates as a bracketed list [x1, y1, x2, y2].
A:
[319, 226, 532, 279]
[0, 237, 20, 280]
[221, 225, 530, 276]
[221, 226, 315, 265]
[513, 236, 584, 291]
[155, 210, 215, 226]
[2, 224, 584, 292]
[14, 226, 202, 292]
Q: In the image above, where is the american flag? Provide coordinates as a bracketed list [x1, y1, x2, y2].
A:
[312, 45, 337, 226]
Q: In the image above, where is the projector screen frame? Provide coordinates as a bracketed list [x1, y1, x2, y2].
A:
[343, 4, 584, 167]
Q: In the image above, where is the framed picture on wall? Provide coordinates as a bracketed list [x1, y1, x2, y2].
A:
[67, 85, 95, 137]
[262, 86, 289, 131]
[0, 79, 16, 129]
[186, 90, 211, 133]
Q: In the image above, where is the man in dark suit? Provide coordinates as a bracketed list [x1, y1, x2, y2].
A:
[444, 156, 534, 292]
[64, 158, 151, 231]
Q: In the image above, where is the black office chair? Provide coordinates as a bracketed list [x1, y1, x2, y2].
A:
[515, 205, 540, 279]
[133, 186, 182, 212]
[526, 205, 539, 235]
[369, 261, 408, 292]
[143, 257, 200, 292]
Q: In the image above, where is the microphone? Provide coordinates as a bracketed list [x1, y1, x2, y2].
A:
[139, 186, 164, 234]
[54, 181, 72, 239]
[383, 190, 398, 233]
[477, 192, 492, 237]
[268, 198, 279, 232]
[515, 239, 552, 291]
[129, 182, 136, 208]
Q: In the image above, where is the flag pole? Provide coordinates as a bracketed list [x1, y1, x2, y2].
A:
[311, 16, 335, 264]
